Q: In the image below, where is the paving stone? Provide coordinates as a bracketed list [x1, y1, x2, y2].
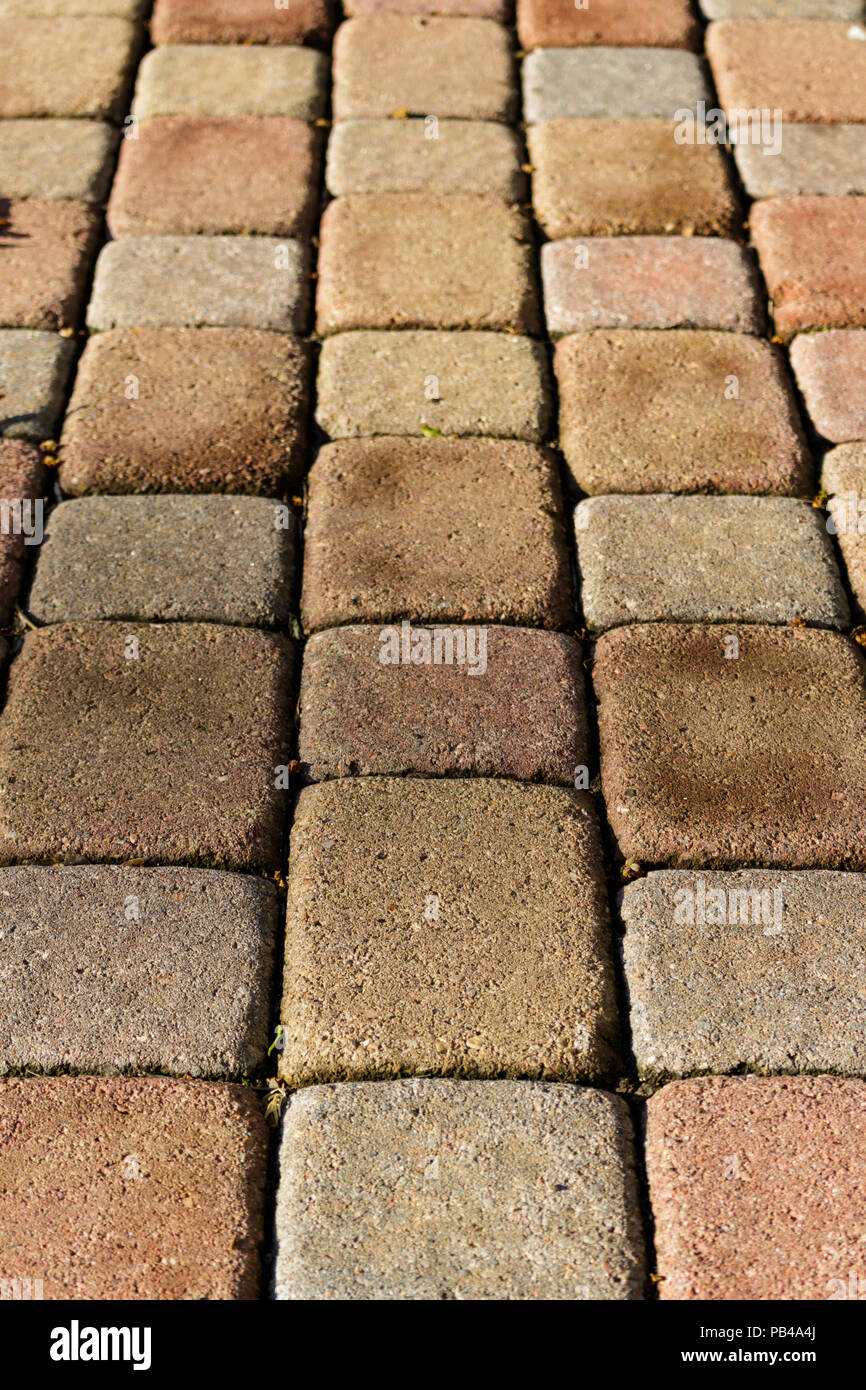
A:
[0, 200, 102, 332]
[622, 870, 866, 1079]
[108, 118, 323, 238]
[59, 328, 310, 495]
[28, 496, 297, 627]
[132, 45, 328, 121]
[151, 0, 333, 46]
[297, 625, 588, 782]
[522, 48, 710, 123]
[576, 496, 847, 631]
[0, 17, 140, 120]
[347, 0, 509, 10]
[317, 196, 539, 334]
[0, 866, 277, 1076]
[0, 120, 117, 202]
[301, 438, 573, 631]
[707, 20, 866, 123]
[751, 197, 866, 337]
[734, 125, 866, 198]
[702, 0, 862, 14]
[0, 330, 76, 442]
[0, 1076, 267, 1299]
[542, 239, 763, 337]
[528, 119, 741, 239]
[0, 623, 293, 870]
[790, 330, 866, 443]
[556, 331, 809, 496]
[333, 15, 516, 121]
[316, 331, 552, 441]
[0, 439, 45, 625]
[325, 118, 525, 198]
[86, 236, 310, 333]
[821, 442, 866, 613]
[646, 1076, 866, 1300]
[0, 0, 146, 12]
[594, 623, 866, 869]
[276, 1080, 644, 1299]
[517, 0, 699, 49]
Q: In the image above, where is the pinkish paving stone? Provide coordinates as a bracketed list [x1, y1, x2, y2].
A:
[0, 17, 140, 120]
[751, 197, 866, 337]
[790, 331, 866, 442]
[151, 0, 333, 45]
[821, 443, 866, 613]
[541, 238, 763, 337]
[346, 0, 508, 11]
[0, 440, 45, 625]
[646, 1076, 866, 1300]
[707, 20, 866, 122]
[0, 200, 101, 331]
[518, 0, 700, 48]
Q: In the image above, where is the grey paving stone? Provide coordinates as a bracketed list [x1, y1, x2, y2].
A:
[325, 118, 526, 198]
[0, 330, 76, 442]
[575, 495, 848, 631]
[316, 331, 552, 441]
[0, 866, 277, 1076]
[132, 45, 329, 120]
[821, 442, 866, 614]
[700, 1, 862, 16]
[275, 1079, 646, 1300]
[0, 16, 141, 120]
[522, 48, 710, 123]
[28, 496, 297, 627]
[735, 125, 866, 198]
[86, 237, 310, 333]
[0, 120, 118, 202]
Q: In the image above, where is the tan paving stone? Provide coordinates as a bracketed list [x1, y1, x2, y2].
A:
[0, 16, 140, 119]
[132, 45, 329, 120]
[325, 118, 525, 198]
[0, 120, 117, 202]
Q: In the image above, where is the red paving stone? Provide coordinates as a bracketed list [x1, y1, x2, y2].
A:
[790, 330, 866, 442]
[751, 196, 866, 337]
[518, 0, 700, 49]
[0, 439, 44, 626]
[151, 0, 334, 46]
[707, 19, 866, 123]
[0, 199, 102, 331]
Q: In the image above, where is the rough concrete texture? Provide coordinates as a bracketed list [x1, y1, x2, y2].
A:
[751, 196, 866, 337]
[0, 866, 277, 1076]
[0, 1076, 268, 1299]
[0, 200, 102, 332]
[576, 495, 848, 631]
[0, 439, 45, 624]
[0, 623, 293, 870]
[0, 330, 76, 442]
[702, 0, 862, 14]
[646, 1076, 866, 1300]
[594, 624, 866, 869]
[523, 48, 710, 122]
[542, 238, 763, 337]
[0, 120, 118, 202]
[528, 119, 741, 239]
[0, 0, 147, 11]
[28, 495, 297, 627]
[333, 16, 516, 121]
[326, 118, 526, 198]
[297, 625, 588, 783]
[151, 0, 333, 46]
[555, 330, 808, 495]
[275, 1079, 646, 1300]
[735, 125, 866, 198]
[518, 0, 700, 48]
[622, 869, 866, 1078]
[707, 20, 866, 122]
[821, 442, 866, 613]
[301, 438, 573, 632]
[132, 45, 328, 120]
[0, 17, 140, 119]
[790, 330, 866, 442]
[108, 117, 323, 238]
[86, 236, 310, 333]
[316, 331, 552, 442]
[317, 196, 540, 335]
[59, 328, 310, 495]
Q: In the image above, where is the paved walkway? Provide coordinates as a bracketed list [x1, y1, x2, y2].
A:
[0, 0, 865, 1302]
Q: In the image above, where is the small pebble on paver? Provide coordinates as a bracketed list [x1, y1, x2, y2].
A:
[151, 0, 333, 46]
[790, 330, 866, 442]
[298, 625, 588, 782]
[517, 0, 700, 48]
[0, 439, 45, 624]
[301, 437, 573, 631]
[0, 120, 117, 202]
[0, 330, 75, 442]
[0, 623, 293, 870]
[108, 118, 323, 238]
[86, 236, 310, 333]
[325, 119, 525, 198]
[735, 125, 866, 198]
[0, 866, 277, 1076]
[132, 45, 328, 121]
[707, 20, 866, 122]
[316, 331, 552, 441]
[275, 1079, 645, 1300]
[594, 623, 866, 869]
[576, 496, 848, 631]
[333, 16, 516, 121]
[0, 17, 140, 119]
[623, 870, 866, 1078]
[646, 1076, 866, 1300]
[0, 200, 102, 332]
[822, 443, 866, 613]
[522, 48, 710, 123]
[528, 119, 741, 239]
[0, 1076, 268, 1299]
[542, 239, 763, 337]
[317, 196, 540, 335]
[555, 331, 806, 496]
[59, 328, 310, 495]
[28, 496, 297, 627]
[751, 197, 866, 337]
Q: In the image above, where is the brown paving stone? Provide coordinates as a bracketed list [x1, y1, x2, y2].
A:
[0, 1076, 267, 1299]
[108, 118, 322, 238]
[0, 17, 140, 120]
[0, 200, 101, 332]
[279, 778, 618, 1085]
[594, 623, 866, 869]
[707, 20, 866, 123]
[0, 439, 45, 625]
[59, 328, 310, 495]
[646, 1076, 866, 1300]
[752, 197, 866, 337]
[151, 0, 333, 46]
[790, 331, 866, 443]
[555, 330, 810, 496]
[517, 0, 700, 48]
[300, 437, 573, 632]
[0, 623, 293, 870]
[298, 624, 588, 783]
[317, 196, 539, 335]
[822, 442, 866, 614]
